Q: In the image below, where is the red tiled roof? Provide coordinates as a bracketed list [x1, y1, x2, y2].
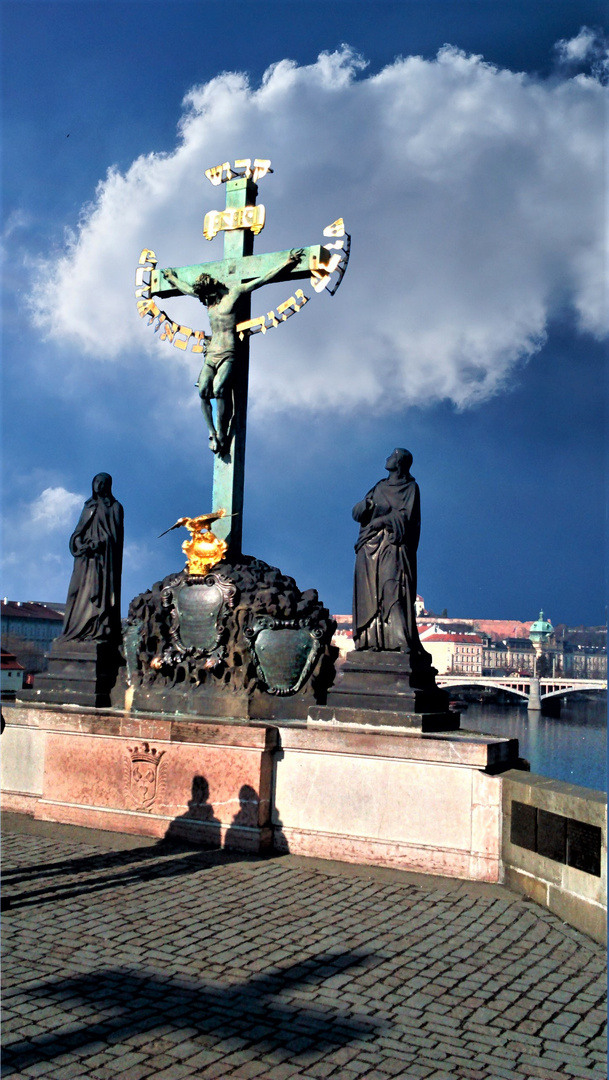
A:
[1, 601, 63, 621]
[423, 634, 484, 644]
[469, 619, 533, 640]
[1, 648, 25, 670]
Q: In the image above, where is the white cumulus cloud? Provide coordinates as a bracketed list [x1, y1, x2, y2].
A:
[28, 42, 607, 417]
[1, 484, 84, 601]
[29, 486, 84, 530]
[556, 26, 609, 74]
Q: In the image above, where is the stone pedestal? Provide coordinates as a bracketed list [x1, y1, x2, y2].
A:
[23, 639, 124, 709]
[273, 725, 519, 881]
[1, 704, 276, 851]
[1, 703, 520, 880]
[319, 649, 456, 731]
[309, 704, 459, 732]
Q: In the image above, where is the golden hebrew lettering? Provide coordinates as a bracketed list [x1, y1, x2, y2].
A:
[310, 252, 342, 292]
[277, 296, 299, 320]
[325, 233, 351, 295]
[191, 330, 208, 354]
[139, 249, 157, 265]
[250, 205, 265, 233]
[323, 219, 345, 237]
[236, 289, 309, 339]
[160, 319, 180, 343]
[236, 315, 267, 339]
[310, 274, 328, 294]
[204, 204, 265, 240]
[205, 162, 234, 186]
[135, 286, 151, 299]
[137, 299, 158, 319]
[203, 210, 222, 240]
[252, 159, 272, 182]
[173, 326, 193, 350]
[234, 158, 252, 177]
[135, 267, 151, 287]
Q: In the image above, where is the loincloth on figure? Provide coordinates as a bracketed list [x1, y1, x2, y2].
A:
[200, 349, 233, 374]
[196, 351, 234, 396]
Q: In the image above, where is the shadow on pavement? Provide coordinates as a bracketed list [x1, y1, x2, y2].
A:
[2, 953, 380, 1071]
[2, 773, 285, 908]
[1, 840, 282, 909]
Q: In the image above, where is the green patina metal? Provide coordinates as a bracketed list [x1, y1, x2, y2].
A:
[150, 247, 328, 295]
[149, 176, 342, 557]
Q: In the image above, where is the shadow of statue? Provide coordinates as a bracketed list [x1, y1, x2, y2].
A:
[271, 799, 290, 854]
[224, 783, 265, 852]
[2, 774, 261, 910]
[164, 774, 222, 847]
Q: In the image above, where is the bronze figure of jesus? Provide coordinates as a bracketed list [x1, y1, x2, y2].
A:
[164, 248, 303, 456]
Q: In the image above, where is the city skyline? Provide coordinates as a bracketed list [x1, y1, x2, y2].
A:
[2, 1, 607, 627]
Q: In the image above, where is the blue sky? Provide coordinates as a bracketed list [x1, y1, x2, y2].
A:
[1, 1, 607, 627]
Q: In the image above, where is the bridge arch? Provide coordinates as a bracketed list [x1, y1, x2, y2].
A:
[437, 676, 606, 705]
[436, 677, 530, 701]
[539, 682, 606, 702]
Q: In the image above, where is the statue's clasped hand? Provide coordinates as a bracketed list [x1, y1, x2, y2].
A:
[84, 541, 103, 555]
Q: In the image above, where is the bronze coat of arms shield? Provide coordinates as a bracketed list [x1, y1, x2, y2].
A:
[245, 617, 323, 695]
[162, 573, 237, 660]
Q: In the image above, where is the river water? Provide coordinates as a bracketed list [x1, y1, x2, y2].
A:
[461, 696, 607, 793]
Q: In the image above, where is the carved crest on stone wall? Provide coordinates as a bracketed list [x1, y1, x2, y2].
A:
[124, 742, 166, 811]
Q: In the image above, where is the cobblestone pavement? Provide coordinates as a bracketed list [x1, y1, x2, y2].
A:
[2, 815, 606, 1080]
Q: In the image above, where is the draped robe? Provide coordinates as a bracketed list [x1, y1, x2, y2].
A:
[352, 472, 424, 657]
[62, 492, 124, 643]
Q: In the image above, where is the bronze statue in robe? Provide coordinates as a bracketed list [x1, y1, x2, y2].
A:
[352, 449, 432, 677]
[61, 473, 124, 644]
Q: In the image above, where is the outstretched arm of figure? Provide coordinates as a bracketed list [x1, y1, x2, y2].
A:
[241, 249, 305, 295]
[163, 268, 196, 297]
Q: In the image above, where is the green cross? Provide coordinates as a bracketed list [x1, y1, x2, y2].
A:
[150, 176, 332, 558]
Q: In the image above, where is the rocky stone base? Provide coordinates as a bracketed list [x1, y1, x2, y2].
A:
[124, 556, 336, 720]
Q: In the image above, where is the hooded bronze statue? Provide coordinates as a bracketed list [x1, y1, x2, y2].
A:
[61, 473, 124, 644]
[352, 448, 429, 670]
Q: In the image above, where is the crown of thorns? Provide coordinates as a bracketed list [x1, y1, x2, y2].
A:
[193, 273, 226, 300]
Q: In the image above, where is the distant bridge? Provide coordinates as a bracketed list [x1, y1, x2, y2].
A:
[437, 675, 607, 709]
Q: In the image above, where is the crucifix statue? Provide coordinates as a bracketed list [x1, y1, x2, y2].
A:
[137, 157, 349, 557]
[163, 247, 303, 457]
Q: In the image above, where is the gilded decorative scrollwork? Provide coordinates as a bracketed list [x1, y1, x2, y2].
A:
[135, 219, 350, 352]
[135, 162, 350, 351]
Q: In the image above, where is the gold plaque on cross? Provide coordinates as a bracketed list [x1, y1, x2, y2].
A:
[203, 204, 266, 241]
